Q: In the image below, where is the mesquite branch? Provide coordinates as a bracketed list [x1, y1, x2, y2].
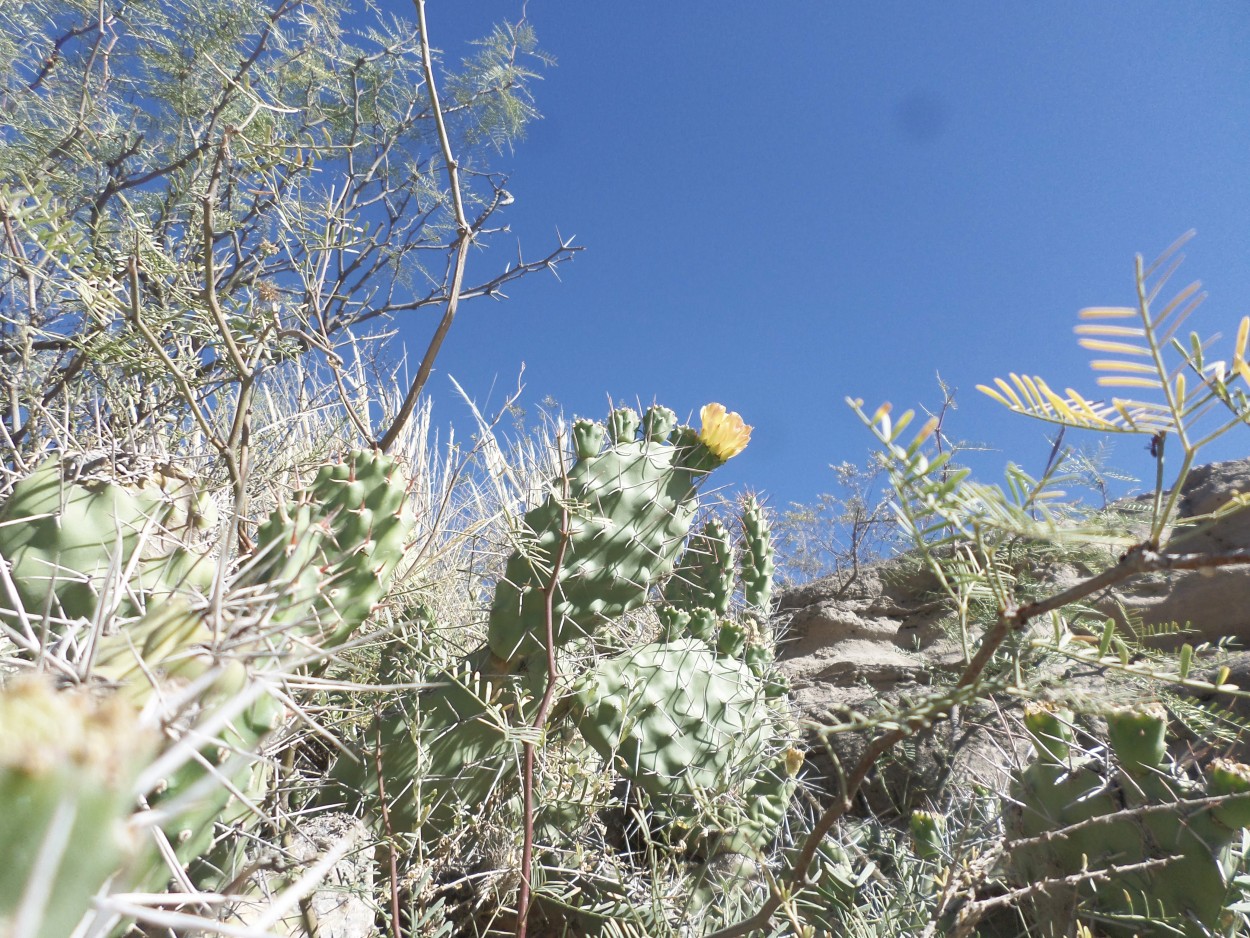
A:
[376, 0, 474, 453]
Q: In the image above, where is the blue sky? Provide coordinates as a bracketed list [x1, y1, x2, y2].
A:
[384, 3, 1250, 510]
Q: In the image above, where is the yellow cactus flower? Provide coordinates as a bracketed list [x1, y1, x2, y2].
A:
[698, 403, 752, 460]
[783, 746, 806, 777]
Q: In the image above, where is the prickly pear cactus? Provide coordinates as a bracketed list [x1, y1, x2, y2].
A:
[0, 676, 154, 938]
[488, 404, 736, 663]
[1007, 702, 1250, 937]
[0, 458, 214, 621]
[574, 496, 799, 857]
[664, 518, 735, 616]
[335, 404, 758, 847]
[574, 637, 798, 857]
[245, 448, 413, 648]
[120, 453, 409, 885]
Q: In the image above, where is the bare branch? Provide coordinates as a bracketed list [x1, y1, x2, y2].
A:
[376, 0, 474, 453]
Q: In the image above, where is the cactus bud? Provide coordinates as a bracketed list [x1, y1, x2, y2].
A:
[910, 809, 944, 862]
[642, 405, 677, 443]
[1022, 702, 1074, 764]
[1208, 759, 1250, 829]
[1106, 703, 1168, 778]
[572, 418, 605, 460]
[608, 407, 640, 444]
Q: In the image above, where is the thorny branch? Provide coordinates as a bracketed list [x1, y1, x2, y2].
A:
[1, 2, 579, 464]
[376, 0, 478, 453]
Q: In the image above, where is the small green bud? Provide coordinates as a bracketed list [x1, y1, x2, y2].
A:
[572, 418, 605, 460]
[909, 809, 944, 862]
[608, 407, 640, 444]
[1208, 759, 1250, 830]
[1022, 702, 1073, 764]
[1106, 703, 1168, 778]
[642, 405, 677, 442]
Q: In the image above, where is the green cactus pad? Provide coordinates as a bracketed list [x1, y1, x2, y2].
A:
[572, 418, 605, 460]
[1022, 702, 1074, 765]
[665, 519, 735, 616]
[1208, 759, 1250, 829]
[246, 449, 413, 647]
[642, 405, 677, 442]
[488, 407, 719, 662]
[573, 638, 790, 854]
[1105, 703, 1168, 778]
[0, 459, 212, 622]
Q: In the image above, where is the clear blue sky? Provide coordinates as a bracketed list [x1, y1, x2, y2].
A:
[384, 2, 1250, 509]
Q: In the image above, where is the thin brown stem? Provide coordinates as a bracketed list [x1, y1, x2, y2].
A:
[201, 194, 250, 378]
[515, 441, 571, 938]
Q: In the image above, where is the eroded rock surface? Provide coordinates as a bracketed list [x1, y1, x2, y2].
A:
[776, 458, 1250, 813]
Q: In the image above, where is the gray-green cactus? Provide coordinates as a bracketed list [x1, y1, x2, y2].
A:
[125, 455, 408, 891]
[1007, 702, 1250, 937]
[0, 444, 464, 928]
[487, 405, 722, 663]
[126, 452, 411, 881]
[0, 458, 214, 622]
[660, 498, 780, 684]
[245, 448, 414, 648]
[739, 493, 774, 616]
[573, 636, 797, 858]
[572, 497, 797, 858]
[335, 405, 765, 849]
[0, 676, 154, 938]
[664, 518, 735, 616]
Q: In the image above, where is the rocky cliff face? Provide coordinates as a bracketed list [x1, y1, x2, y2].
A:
[774, 458, 1250, 813]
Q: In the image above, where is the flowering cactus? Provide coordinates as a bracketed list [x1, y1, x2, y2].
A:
[487, 403, 740, 663]
[335, 403, 793, 854]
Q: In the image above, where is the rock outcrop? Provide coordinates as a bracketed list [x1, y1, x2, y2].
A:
[775, 458, 1250, 813]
